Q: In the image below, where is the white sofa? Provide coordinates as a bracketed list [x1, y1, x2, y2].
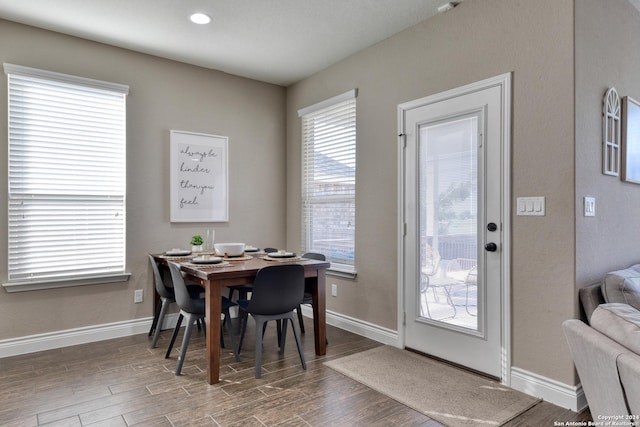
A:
[563, 265, 640, 418]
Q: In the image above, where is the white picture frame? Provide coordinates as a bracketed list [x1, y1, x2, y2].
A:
[170, 130, 229, 222]
[603, 88, 621, 176]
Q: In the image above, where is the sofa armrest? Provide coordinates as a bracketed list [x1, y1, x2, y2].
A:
[617, 353, 640, 416]
[562, 319, 630, 418]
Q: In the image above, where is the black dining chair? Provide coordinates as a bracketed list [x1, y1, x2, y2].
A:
[165, 261, 239, 375]
[226, 247, 276, 304]
[148, 254, 204, 349]
[228, 283, 253, 310]
[237, 264, 307, 378]
[296, 252, 326, 335]
[228, 246, 278, 327]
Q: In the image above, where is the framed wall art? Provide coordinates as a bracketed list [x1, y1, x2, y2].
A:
[170, 130, 229, 222]
[603, 88, 621, 176]
[622, 96, 640, 184]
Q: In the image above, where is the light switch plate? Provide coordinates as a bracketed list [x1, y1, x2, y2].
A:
[516, 197, 545, 216]
[584, 197, 595, 217]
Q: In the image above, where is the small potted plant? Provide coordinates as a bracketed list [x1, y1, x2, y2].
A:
[190, 235, 204, 252]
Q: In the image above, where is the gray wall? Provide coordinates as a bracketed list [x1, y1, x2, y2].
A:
[575, 2, 640, 287]
[0, 19, 287, 339]
[286, 0, 577, 384]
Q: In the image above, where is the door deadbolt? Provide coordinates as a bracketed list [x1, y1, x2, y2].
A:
[484, 242, 498, 252]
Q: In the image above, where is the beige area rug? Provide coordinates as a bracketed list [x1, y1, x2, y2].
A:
[324, 346, 540, 427]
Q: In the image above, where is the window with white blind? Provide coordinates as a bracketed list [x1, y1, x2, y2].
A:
[298, 89, 357, 276]
[3, 64, 130, 292]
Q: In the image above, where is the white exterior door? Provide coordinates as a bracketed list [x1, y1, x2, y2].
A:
[399, 74, 511, 379]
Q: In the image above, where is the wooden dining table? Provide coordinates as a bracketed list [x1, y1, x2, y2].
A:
[155, 254, 330, 384]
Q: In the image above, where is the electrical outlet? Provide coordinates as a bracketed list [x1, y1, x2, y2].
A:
[331, 284, 338, 297]
[134, 289, 143, 303]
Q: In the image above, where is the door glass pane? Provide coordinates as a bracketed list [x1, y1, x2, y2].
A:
[418, 115, 479, 331]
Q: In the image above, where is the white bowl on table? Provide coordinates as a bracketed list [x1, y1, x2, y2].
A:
[214, 242, 245, 257]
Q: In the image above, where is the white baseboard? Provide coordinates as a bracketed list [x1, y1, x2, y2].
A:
[0, 313, 186, 358]
[300, 305, 399, 346]
[0, 306, 398, 359]
[0, 317, 151, 358]
[510, 367, 587, 412]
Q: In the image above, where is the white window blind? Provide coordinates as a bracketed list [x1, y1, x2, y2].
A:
[299, 89, 357, 274]
[4, 64, 129, 291]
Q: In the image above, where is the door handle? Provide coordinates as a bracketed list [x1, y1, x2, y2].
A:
[484, 242, 498, 252]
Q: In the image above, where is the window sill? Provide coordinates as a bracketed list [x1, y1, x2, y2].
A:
[3, 273, 131, 293]
[327, 267, 357, 280]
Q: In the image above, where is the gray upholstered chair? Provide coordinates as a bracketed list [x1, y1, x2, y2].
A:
[165, 261, 239, 375]
[237, 264, 307, 378]
[563, 317, 631, 419]
[578, 282, 606, 323]
[617, 352, 640, 415]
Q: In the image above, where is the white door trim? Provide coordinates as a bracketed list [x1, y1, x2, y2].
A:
[396, 73, 512, 384]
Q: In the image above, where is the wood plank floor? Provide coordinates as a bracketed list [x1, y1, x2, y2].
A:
[0, 317, 591, 426]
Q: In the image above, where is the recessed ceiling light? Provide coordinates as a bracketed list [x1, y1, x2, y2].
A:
[190, 12, 211, 25]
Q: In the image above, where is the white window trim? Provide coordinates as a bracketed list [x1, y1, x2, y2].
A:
[3, 63, 130, 292]
[3, 63, 129, 94]
[297, 89, 357, 117]
[3, 274, 131, 293]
